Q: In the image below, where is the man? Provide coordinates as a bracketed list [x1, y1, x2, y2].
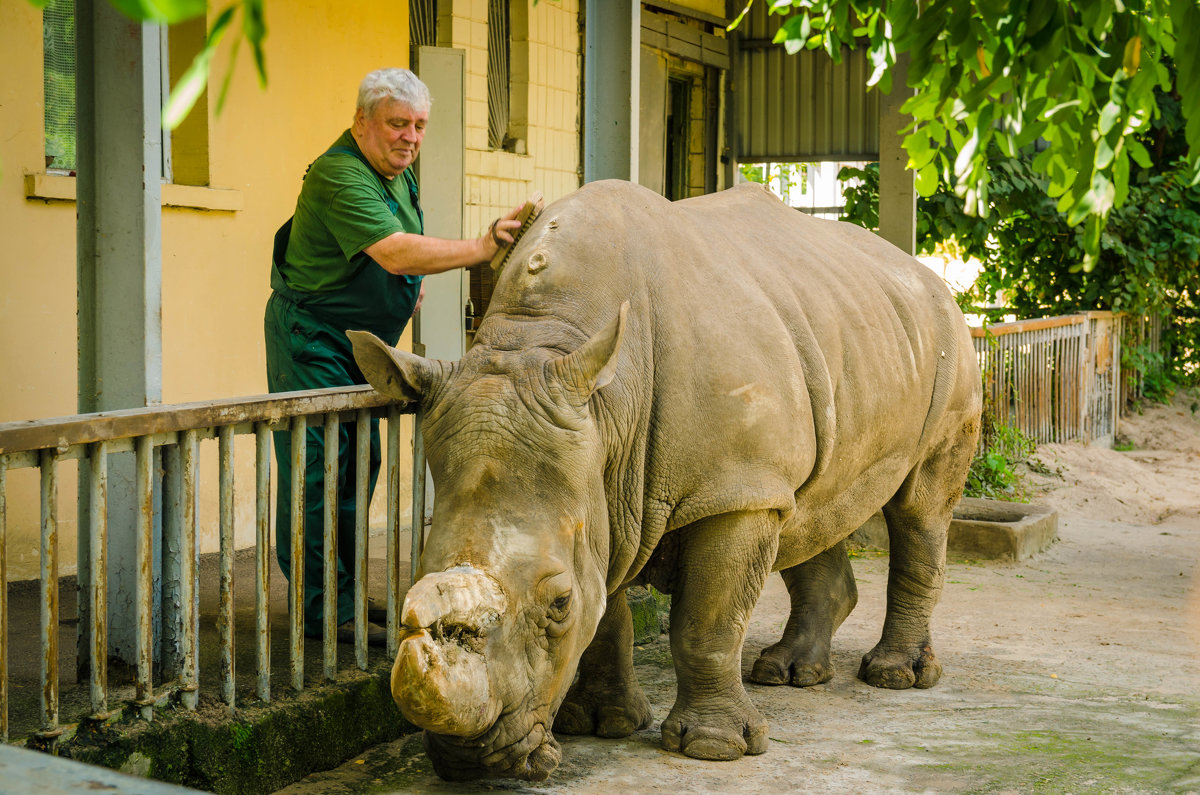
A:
[266, 68, 522, 646]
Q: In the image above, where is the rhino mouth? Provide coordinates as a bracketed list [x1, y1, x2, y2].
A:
[423, 719, 562, 781]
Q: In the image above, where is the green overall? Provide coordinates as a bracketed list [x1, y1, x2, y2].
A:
[265, 134, 423, 636]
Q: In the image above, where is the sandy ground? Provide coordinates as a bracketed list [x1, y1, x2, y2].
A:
[282, 391, 1200, 794]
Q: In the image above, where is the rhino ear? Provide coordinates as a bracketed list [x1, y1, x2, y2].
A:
[347, 329, 441, 404]
[547, 301, 628, 401]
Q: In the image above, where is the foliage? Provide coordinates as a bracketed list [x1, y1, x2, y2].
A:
[25, 0, 266, 131]
[838, 61, 1200, 390]
[733, 0, 1200, 272]
[964, 403, 1035, 501]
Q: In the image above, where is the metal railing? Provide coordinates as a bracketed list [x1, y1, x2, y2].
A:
[971, 311, 1124, 446]
[0, 386, 423, 743]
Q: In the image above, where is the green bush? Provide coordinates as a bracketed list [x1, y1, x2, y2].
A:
[964, 404, 1036, 502]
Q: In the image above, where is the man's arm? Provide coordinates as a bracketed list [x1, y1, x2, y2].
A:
[365, 203, 524, 276]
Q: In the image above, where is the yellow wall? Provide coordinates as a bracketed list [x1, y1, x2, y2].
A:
[1, 0, 590, 583]
[0, 1, 418, 581]
[672, 0, 726, 18]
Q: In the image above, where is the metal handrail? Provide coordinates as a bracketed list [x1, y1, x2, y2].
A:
[0, 385, 418, 743]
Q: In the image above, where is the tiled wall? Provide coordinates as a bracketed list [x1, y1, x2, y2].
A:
[441, 0, 581, 239]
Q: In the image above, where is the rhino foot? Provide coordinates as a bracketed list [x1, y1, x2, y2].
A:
[858, 644, 942, 689]
[554, 687, 652, 738]
[749, 642, 834, 687]
[661, 696, 769, 761]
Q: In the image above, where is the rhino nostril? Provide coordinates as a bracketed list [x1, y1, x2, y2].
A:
[430, 618, 489, 653]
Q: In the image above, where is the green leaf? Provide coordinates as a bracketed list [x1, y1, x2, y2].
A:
[1126, 137, 1153, 168]
[916, 161, 940, 196]
[1098, 101, 1121, 135]
[107, 0, 206, 23]
[161, 5, 236, 130]
[241, 0, 268, 86]
[1024, 0, 1059, 37]
[1094, 134, 1116, 169]
[1042, 98, 1083, 119]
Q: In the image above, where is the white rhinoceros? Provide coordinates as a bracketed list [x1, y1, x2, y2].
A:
[348, 179, 982, 781]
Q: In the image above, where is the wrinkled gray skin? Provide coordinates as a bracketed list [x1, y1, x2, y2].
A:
[349, 180, 982, 782]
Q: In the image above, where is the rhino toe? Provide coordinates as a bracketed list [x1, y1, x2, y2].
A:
[552, 700, 594, 735]
[553, 692, 650, 738]
[750, 644, 833, 687]
[858, 644, 942, 689]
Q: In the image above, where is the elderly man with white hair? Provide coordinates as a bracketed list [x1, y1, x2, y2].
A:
[265, 68, 522, 646]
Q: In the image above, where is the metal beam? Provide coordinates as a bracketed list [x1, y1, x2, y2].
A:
[75, 0, 165, 663]
[877, 53, 916, 255]
[584, 0, 640, 182]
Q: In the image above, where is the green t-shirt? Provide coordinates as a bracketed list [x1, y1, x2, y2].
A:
[281, 130, 423, 294]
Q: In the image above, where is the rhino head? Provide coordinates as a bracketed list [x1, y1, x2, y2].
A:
[348, 303, 628, 781]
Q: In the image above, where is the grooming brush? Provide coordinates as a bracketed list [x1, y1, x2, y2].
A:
[488, 192, 544, 273]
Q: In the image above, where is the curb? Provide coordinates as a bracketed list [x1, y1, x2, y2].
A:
[28, 664, 416, 795]
[850, 498, 1059, 561]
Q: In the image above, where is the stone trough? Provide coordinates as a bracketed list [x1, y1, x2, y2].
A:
[851, 497, 1058, 561]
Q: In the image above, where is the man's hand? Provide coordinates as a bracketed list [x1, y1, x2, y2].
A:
[481, 202, 526, 259]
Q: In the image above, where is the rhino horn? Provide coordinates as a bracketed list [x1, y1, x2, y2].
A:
[391, 567, 507, 737]
[346, 329, 446, 404]
[545, 301, 628, 402]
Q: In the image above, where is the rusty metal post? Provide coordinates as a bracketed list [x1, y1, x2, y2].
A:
[385, 408, 400, 657]
[290, 417, 306, 692]
[355, 409, 369, 669]
[255, 423, 271, 702]
[410, 407, 426, 584]
[39, 449, 60, 738]
[323, 414, 338, 682]
[88, 442, 108, 715]
[135, 436, 154, 720]
[218, 425, 236, 708]
[179, 430, 199, 710]
[1, 455, 8, 742]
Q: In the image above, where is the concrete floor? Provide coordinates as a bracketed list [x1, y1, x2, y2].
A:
[279, 509, 1200, 794]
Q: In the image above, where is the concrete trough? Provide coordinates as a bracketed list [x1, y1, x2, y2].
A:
[850, 497, 1058, 561]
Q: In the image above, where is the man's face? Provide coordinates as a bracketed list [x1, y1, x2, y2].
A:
[354, 98, 428, 178]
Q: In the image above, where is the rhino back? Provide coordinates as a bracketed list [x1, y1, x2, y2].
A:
[480, 180, 977, 577]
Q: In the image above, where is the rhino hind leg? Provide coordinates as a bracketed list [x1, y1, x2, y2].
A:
[860, 419, 977, 690]
[661, 510, 779, 761]
[554, 589, 652, 738]
[750, 538, 858, 687]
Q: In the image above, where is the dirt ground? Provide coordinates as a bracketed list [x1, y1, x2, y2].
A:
[282, 391, 1200, 794]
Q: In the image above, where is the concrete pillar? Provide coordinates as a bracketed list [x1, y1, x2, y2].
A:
[75, 0, 164, 664]
[877, 53, 916, 255]
[413, 46, 468, 520]
[584, 0, 639, 182]
[414, 46, 467, 362]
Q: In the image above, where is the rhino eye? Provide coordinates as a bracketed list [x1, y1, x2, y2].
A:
[551, 594, 571, 612]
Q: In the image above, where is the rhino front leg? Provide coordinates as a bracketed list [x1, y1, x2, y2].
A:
[750, 538, 858, 687]
[554, 589, 652, 738]
[661, 510, 779, 761]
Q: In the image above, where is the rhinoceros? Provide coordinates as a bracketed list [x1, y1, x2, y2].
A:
[348, 179, 982, 781]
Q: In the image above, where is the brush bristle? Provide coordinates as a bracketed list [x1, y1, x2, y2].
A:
[489, 192, 544, 273]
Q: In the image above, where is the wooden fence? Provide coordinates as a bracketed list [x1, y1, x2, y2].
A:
[970, 311, 1127, 446]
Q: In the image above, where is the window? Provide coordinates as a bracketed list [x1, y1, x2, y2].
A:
[40, 4, 209, 185]
[409, 0, 438, 70]
[487, 0, 511, 150]
[43, 0, 76, 172]
[665, 77, 690, 201]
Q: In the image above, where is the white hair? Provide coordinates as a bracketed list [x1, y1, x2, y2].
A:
[357, 68, 432, 117]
